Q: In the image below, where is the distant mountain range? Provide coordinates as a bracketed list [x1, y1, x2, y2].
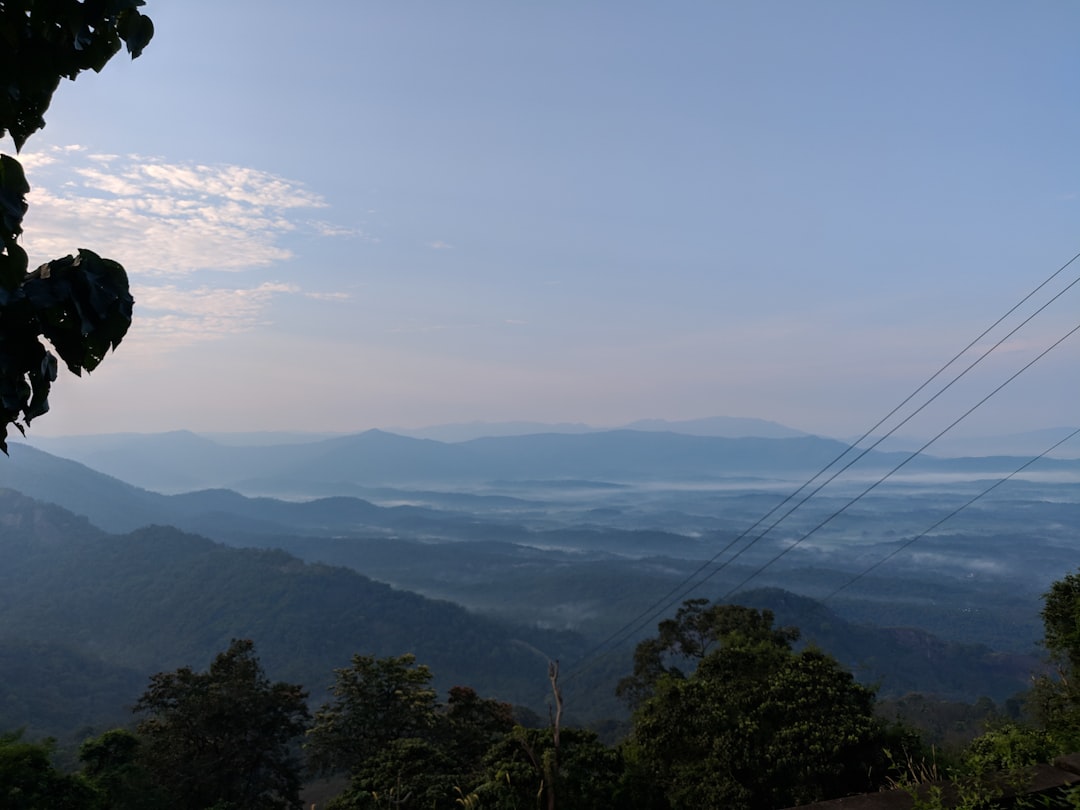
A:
[19, 425, 1080, 498]
[866, 426, 1080, 460]
[386, 416, 810, 442]
[19, 429, 853, 494]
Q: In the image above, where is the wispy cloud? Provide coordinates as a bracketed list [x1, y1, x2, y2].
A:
[130, 281, 299, 349]
[429, 240, 453, 250]
[9, 147, 357, 355]
[16, 147, 346, 276]
[311, 221, 369, 239]
[388, 320, 479, 334]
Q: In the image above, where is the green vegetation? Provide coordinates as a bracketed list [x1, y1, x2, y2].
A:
[0, 466, 1077, 806]
[307, 654, 440, 778]
[0, 731, 96, 809]
[1032, 571, 1080, 752]
[133, 639, 309, 809]
[619, 599, 904, 809]
[4, 566, 1080, 808]
[308, 657, 518, 810]
[0, 490, 582, 739]
[874, 573, 1080, 810]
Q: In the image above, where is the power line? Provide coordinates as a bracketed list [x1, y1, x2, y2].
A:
[701, 265, 1080, 593]
[562, 251, 1080, 684]
[818, 426, 1080, 605]
[717, 316, 1080, 602]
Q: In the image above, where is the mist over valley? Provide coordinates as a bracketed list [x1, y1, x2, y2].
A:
[0, 418, 1076, 747]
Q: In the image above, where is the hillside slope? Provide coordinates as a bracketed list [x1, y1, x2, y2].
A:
[0, 491, 583, 739]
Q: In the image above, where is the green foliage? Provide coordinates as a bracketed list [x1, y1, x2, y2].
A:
[0, 0, 150, 449]
[436, 686, 516, 776]
[625, 599, 896, 810]
[1032, 570, 1080, 751]
[894, 570, 1080, 810]
[78, 729, 163, 810]
[896, 724, 1056, 810]
[616, 598, 798, 708]
[887, 736, 1041, 810]
[325, 738, 459, 810]
[307, 653, 439, 778]
[308, 656, 520, 810]
[889, 568, 1080, 810]
[134, 639, 310, 810]
[0, 730, 96, 809]
[474, 726, 627, 810]
[1040, 570, 1080, 675]
[962, 723, 1058, 776]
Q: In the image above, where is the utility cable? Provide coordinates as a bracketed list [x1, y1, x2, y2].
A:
[718, 317, 1080, 602]
[788, 425, 1080, 646]
[818, 426, 1080, 604]
[563, 255, 1080, 682]
[557, 254, 1080, 686]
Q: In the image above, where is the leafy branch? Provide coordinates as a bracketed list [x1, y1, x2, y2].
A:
[0, 1, 152, 450]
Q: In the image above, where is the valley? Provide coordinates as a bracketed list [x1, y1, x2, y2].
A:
[0, 425, 1071, 747]
[0, 426, 1076, 747]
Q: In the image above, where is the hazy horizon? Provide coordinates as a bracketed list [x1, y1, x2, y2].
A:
[10, 3, 1080, 441]
[19, 415, 1080, 464]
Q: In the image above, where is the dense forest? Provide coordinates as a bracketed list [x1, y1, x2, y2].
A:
[4, 572, 1080, 809]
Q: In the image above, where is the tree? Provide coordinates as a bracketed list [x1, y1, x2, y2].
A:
[78, 728, 164, 810]
[0, 730, 97, 810]
[615, 598, 798, 708]
[1040, 570, 1080, 676]
[436, 685, 516, 777]
[1031, 569, 1080, 750]
[473, 726, 626, 810]
[624, 599, 895, 810]
[133, 638, 310, 810]
[308, 656, 520, 810]
[324, 738, 460, 810]
[0, 1, 153, 450]
[306, 653, 439, 778]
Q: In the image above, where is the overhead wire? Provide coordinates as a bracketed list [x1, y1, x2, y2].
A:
[708, 262, 1080, 575]
[817, 425, 1080, 606]
[719, 315, 1080, 602]
[562, 250, 1080, 684]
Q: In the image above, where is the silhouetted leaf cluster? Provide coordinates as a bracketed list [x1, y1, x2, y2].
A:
[0, 1, 150, 449]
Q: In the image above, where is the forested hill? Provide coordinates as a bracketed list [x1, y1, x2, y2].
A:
[0, 490, 583, 740]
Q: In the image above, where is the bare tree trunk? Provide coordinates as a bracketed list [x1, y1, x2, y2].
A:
[547, 660, 563, 810]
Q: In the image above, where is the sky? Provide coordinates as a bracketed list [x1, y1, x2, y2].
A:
[8, 1, 1080, 440]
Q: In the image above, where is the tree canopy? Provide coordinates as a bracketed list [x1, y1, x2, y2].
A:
[306, 655, 524, 810]
[0, 1, 152, 450]
[306, 653, 439, 778]
[623, 598, 896, 810]
[1031, 569, 1080, 751]
[0, 731, 96, 810]
[133, 639, 310, 810]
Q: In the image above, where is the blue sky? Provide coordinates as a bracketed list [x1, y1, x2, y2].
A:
[9, 1, 1080, 438]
